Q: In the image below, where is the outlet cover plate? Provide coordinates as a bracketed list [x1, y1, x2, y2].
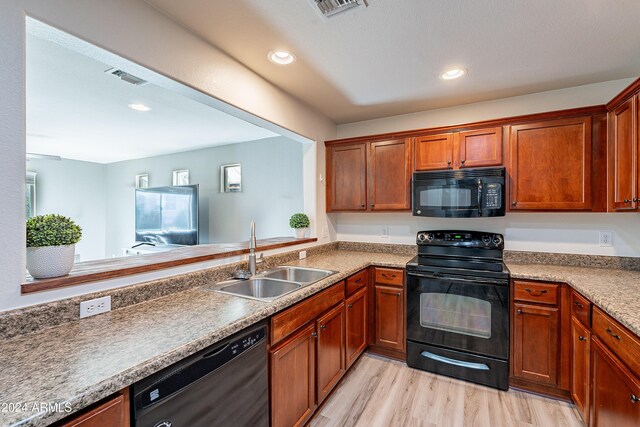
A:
[599, 231, 613, 247]
[80, 296, 112, 318]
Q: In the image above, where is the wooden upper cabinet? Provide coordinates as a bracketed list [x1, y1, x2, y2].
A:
[327, 144, 367, 211]
[591, 337, 640, 427]
[415, 133, 454, 170]
[326, 139, 411, 212]
[512, 302, 560, 385]
[608, 97, 637, 211]
[456, 127, 503, 168]
[509, 116, 592, 210]
[368, 139, 412, 210]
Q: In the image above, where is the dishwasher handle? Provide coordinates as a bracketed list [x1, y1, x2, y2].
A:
[133, 324, 266, 412]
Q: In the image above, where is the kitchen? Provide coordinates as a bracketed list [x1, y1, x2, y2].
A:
[2, 1, 640, 427]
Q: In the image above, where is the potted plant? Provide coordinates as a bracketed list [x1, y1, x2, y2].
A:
[289, 213, 310, 238]
[26, 214, 82, 279]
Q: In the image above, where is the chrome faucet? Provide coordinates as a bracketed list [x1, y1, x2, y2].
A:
[248, 221, 257, 276]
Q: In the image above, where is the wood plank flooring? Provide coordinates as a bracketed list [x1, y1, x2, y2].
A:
[309, 353, 583, 427]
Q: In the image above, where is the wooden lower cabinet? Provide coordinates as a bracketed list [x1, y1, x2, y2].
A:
[571, 316, 591, 424]
[59, 390, 129, 427]
[591, 337, 640, 427]
[512, 302, 559, 385]
[316, 303, 346, 404]
[270, 323, 317, 427]
[373, 284, 405, 352]
[346, 287, 368, 368]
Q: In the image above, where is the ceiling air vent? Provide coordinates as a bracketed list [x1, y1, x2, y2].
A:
[310, 0, 368, 20]
[104, 68, 149, 86]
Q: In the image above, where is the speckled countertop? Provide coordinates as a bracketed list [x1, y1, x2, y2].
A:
[0, 250, 412, 427]
[506, 262, 640, 336]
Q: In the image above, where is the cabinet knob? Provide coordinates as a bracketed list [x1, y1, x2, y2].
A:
[625, 199, 631, 203]
[311, 332, 318, 338]
[631, 395, 640, 404]
[606, 327, 621, 340]
[634, 197, 639, 203]
[348, 304, 353, 309]
[517, 309, 522, 315]
[396, 292, 401, 297]
[512, 201, 517, 207]
[371, 203, 375, 208]
[320, 324, 326, 330]
[447, 160, 452, 166]
[579, 336, 587, 341]
[460, 159, 466, 165]
[360, 204, 365, 208]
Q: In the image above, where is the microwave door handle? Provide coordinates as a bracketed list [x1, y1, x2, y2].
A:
[477, 179, 483, 216]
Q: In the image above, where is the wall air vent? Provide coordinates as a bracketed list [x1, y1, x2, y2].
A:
[104, 68, 149, 86]
[309, 0, 368, 20]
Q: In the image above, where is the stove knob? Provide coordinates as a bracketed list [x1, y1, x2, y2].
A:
[426, 233, 435, 242]
[492, 235, 503, 246]
[482, 235, 492, 245]
[417, 233, 426, 242]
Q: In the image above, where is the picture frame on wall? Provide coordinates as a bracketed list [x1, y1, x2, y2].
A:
[221, 164, 241, 192]
[172, 169, 190, 186]
[135, 173, 149, 189]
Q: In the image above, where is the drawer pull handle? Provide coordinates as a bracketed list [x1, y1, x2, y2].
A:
[573, 301, 584, 308]
[631, 395, 640, 404]
[382, 273, 397, 279]
[525, 288, 548, 296]
[579, 336, 587, 342]
[606, 327, 621, 340]
[354, 278, 361, 283]
[517, 309, 522, 315]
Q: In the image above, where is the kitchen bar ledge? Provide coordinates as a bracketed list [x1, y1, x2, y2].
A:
[21, 237, 317, 294]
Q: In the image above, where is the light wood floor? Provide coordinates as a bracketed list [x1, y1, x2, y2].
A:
[309, 353, 583, 427]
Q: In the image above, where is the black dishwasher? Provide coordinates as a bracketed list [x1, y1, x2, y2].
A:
[132, 320, 268, 427]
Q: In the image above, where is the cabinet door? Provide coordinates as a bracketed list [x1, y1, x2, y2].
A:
[591, 337, 640, 427]
[368, 139, 412, 210]
[316, 302, 346, 405]
[609, 98, 637, 211]
[571, 317, 590, 424]
[327, 144, 367, 211]
[346, 287, 368, 368]
[414, 133, 454, 171]
[270, 323, 316, 427]
[60, 390, 129, 427]
[509, 116, 592, 210]
[374, 284, 405, 351]
[513, 303, 559, 385]
[456, 127, 503, 168]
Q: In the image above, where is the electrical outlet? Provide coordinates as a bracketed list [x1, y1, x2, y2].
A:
[322, 226, 329, 239]
[80, 296, 112, 318]
[299, 250, 307, 260]
[381, 226, 389, 239]
[599, 231, 613, 247]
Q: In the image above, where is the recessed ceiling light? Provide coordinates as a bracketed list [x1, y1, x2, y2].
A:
[128, 103, 151, 112]
[441, 68, 467, 80]
[268, 50, 296, 65]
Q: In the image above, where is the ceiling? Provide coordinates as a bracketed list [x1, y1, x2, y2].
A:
[145, 0, 640, 124]
[26, 33, 278, 164]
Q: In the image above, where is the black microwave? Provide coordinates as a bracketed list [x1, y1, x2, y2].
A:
[412, 167, 506, 217]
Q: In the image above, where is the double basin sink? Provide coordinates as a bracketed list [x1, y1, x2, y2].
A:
[212, 266, 337, 302]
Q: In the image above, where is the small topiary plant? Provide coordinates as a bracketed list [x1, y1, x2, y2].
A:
[289, 213, 310, 229]
[26, 214, 82, 247]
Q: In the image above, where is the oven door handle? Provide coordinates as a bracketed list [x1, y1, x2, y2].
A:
[420, 351, 490, 371]
[407, 271, 507, 286]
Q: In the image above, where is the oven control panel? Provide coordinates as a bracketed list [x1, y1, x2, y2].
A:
[417, 230, 504, 249]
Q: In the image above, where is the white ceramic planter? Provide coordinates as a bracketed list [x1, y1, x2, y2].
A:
[26, 244, 75, 279]
[294, 228, 308, 238]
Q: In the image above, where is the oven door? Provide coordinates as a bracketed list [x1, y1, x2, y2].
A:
[412, 177, 482, 217]
[406, 270, 509, 360]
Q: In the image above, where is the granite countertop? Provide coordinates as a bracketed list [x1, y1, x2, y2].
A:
[0, 250, 413, 427]
[506, 262, 640, 336]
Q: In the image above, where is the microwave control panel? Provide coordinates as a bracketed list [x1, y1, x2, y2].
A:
[483, 183, 502, 209]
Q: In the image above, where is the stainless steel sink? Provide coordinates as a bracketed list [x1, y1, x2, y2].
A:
[214, 277, 301, 302]
[260, 266, 337, 285]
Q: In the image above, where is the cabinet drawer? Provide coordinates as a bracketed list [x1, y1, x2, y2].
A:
[592, 306, 640, 377]
[271, 281, 345, 346]
[346, 269, 368, 296]
[374, 267, 403, 287]
[513, 280, 559, 305]
[571, 291, 591, 326]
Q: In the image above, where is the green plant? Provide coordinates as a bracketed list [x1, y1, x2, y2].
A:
[289, 213, 310, 229]
[26, 214, 82, 247]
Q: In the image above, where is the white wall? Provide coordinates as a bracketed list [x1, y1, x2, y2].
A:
[105, 136, 304, 256]
[0, 0, 336, 312]
[333, 79, 640, 257]
[27, 158, 107, 261]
